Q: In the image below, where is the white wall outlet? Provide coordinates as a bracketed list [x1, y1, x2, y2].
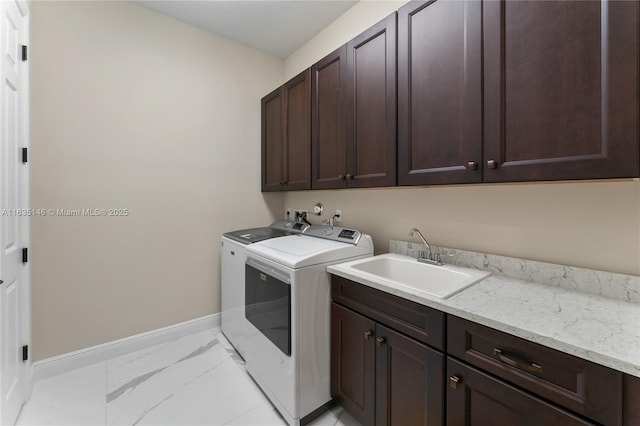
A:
[285, 208, 292, 220]
[334, 209, 342, 223]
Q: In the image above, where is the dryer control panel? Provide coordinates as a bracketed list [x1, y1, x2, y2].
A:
[304, 225, 362, 244]
[271, 220, 309, 233]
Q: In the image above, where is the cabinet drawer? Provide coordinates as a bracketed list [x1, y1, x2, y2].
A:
[331, 275, 444, 350]
[448, 315, 622, 426]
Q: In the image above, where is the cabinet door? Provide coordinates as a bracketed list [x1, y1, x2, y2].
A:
[398, 0, 482, 185]
[261, 87, 283, 191]
[447, 358, 595, 426]
[331, 303, 375, 425]
[282, 69, 311, 190]
[375, 324, 444, 426]
[312, 46, 348, 189]
[483, 0, 639, 182]
[624, 374, 640, 426]
[346, 13, 397, 188]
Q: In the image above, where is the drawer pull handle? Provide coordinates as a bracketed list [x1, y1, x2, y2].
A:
[449, 375, 462, 389]
[376, 337, 386, 347]
[494, 348, 542, 374]
[364, 330, 373, 340]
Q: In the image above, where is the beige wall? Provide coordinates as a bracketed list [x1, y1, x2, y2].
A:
[284, 1, 640, 276]
[31, 1, 284, 361]
[284, 181, 640, 276]
[285, 0, 408, 80]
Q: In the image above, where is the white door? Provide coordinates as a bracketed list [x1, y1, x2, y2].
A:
[0, 0, 29, 424]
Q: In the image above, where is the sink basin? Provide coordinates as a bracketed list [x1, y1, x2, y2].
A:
[347, 254, 491, 299]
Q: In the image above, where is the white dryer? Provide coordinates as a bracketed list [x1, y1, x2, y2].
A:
[243, 226, 373, 425]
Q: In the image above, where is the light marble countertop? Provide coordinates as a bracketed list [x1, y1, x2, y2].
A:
[328, 255, 640, 378]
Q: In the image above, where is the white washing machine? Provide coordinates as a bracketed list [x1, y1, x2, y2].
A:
[243, 225, 373, 425]
[221, 221, 308, 358]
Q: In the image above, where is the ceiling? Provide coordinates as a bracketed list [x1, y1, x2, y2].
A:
[134, 0, 358, 58]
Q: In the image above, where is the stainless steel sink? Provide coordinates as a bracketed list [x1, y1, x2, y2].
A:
[348, 253, 491, 298]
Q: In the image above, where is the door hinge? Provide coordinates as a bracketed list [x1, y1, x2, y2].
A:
[22, 147, 28, 163]
[22, 247, 28, 263]
[21, 45, 27, 61]
[22, 345, 28, 362]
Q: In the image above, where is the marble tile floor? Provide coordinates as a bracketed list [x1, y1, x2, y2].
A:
[16, 328, 359, 426]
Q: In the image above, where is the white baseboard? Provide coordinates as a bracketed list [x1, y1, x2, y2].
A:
[32, 313, 220, 384]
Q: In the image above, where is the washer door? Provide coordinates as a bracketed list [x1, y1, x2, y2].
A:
[245, 258, 291, 356]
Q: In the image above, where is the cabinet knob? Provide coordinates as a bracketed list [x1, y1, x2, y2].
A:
[338, 175, 346, 181]
[364, 330, 373, 340]
[376, 337, 386, 347]
[449, 375, 462, 390]
[465, 161, 478, 170]
[487, 159, 498, 169]
[346, 174, 354, 180]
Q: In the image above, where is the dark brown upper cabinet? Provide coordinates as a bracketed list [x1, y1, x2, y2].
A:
[346, 13, 397, 188]
[483, 0, 639, 182]
[262, 87, 284, 192]
[311, 46, 348, 189]
[267, 1, 639, 191]
[261, 69, 311, 192]
[398, 0, 482, 185]
[312, 14, 397, 189]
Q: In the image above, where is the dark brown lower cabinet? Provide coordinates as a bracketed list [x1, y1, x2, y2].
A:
[623, 374, 640, 426]
[331, 303, 444, 426]
[331, 303, 375, 425]
[447, 358, 595, 426]
[330, 277, 637, 426]
[447, 315, 622, 425]
[375, 324, 444, 426]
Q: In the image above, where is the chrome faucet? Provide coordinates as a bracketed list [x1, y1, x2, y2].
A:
[409, 228, 442, 266]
